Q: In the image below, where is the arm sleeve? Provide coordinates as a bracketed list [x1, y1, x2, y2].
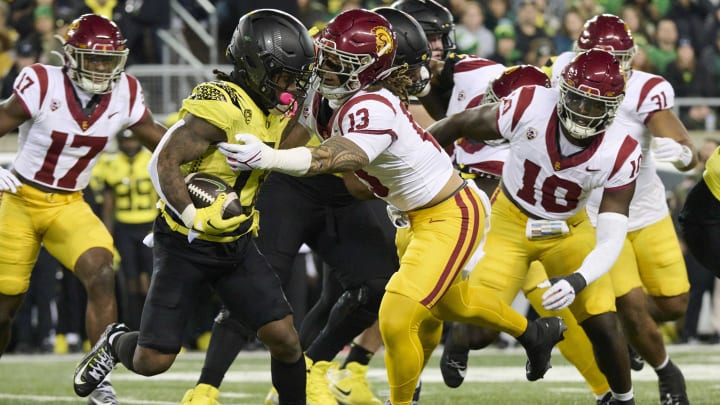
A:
[575, 212, 628, 285]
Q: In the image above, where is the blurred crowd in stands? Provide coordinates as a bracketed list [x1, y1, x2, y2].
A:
[5, 0, 720, 355]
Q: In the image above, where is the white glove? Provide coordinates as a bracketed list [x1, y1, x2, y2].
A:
[219, 134, 312, 176]
[539, 273, 587, 311]
[651, 137, 693, 167]
[217, 133, 271, 171]
[386, 204, 409, 228]
[0, 166, 21, 193]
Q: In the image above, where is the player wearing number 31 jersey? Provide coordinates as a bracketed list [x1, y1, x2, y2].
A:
[0, 14, 165, 402]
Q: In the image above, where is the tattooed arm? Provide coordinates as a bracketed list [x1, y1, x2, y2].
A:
[306, 136, 369, 175]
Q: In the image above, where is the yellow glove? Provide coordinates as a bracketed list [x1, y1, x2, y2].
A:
[181, 193, 244, 235]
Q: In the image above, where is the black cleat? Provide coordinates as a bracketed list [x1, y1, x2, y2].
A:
[524, 317, 567, 381]
[628, 345, 644, 371]
[658, 361, 690, 405]
[596, 392, 612, 405]
[440, 343, 469, 388]
[73, 323, 129, 397]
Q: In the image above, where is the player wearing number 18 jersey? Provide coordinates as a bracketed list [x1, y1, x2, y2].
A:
[0, 13, 166, 404]
[218, 9, 567, 405]
[429, 49, 640, 404]
[548, 14, 694, 404]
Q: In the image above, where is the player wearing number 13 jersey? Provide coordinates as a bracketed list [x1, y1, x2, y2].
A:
[0, 13, 165, 403]
[218, 9, 567, 405]
[429, 49, 642, 403]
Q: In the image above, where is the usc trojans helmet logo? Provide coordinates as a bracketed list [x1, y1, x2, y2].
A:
[372, 26, 393, 57]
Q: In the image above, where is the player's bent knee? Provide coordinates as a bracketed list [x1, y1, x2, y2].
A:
[133, 348, 175, 376]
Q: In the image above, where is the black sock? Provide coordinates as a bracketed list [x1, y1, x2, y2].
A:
[112, 331, 139, 373]
[343, 343, 374, 367]
[516, 319, 538, 349]
[271, 355, 306, 405]
[198, 320, 249, 387]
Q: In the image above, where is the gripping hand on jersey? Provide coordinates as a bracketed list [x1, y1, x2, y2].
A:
[218, 134, 311, 176]
[538, 273, 587, 311]
[180, 193, 243, 235]
[651, 137, 693, 168]
[0, 166, 21, 193]
[217, 134, 271, 171]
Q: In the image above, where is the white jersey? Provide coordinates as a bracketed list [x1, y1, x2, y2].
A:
[498, 86, 642, 220]
[445, 56, 508, 176]
[298, 88, 455, 211]
[552, 53, 674, 230]
[12, 64, 148, 191]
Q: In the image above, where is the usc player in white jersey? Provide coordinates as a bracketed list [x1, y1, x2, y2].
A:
[429, 49, 641, 404]
[0, 13, 165, 404]
[439, 65, 614, 403]
[548, 14, 693, 404]
[220, 9, 567, 405]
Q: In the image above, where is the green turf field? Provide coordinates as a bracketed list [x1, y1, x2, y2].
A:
[1, 344, 719, 404]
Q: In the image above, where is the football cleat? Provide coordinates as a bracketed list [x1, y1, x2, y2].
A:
[439, 342, 468, 388]
[596, 391, 612, 405]
[524, 317, 567, 381]
[73, 323, 129, 397]
[328, 361, 382, 405]
[87, 380, 118, 405]
[658, 361, 690, 405]
[628, 345, 644, 371]
[181, 383, 221, 405]
[307, 359, 339, 405]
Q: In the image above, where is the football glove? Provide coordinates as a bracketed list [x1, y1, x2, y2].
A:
[218, 134, 311, 175]
[651, 137, 693, 168]
[217, 134, 269, 171]
[0, 166, 21, 193]
[539, 273, 587, 311]
[181, 193, 244, 235]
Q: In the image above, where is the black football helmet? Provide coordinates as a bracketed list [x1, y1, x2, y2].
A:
[373, 7, 431, 95]
[226, 9, 315, 112]
[390, 0, 455, 59]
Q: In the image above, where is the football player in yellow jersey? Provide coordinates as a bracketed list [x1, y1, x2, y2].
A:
[73, 9, 315, 405]
[98, 130, 158, 331]
[680, 145, 720, 279]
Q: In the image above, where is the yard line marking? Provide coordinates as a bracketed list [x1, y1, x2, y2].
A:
[0, 393, 177, 404]
[111, 363, 720, 383]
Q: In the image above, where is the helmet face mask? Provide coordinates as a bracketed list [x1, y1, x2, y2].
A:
[558, 49, 625, 140]
[574, 14, 636, 72]
[311, 9, 397, 102]
[63, 14, 128, 94]
[227, 9, 315, 112]
[313, 41, 377, 101]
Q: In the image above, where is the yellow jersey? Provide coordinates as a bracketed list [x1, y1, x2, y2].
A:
[703, 145, 720, 201]
[99, 149, 158, 224]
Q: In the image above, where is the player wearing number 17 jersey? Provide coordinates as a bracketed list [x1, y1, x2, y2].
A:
[0, 13, 165, 404]
[218, 9, 567, 405]
[429, 49, 641, 404]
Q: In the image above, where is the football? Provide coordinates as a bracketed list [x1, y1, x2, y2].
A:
[185, 172, 244, 219]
